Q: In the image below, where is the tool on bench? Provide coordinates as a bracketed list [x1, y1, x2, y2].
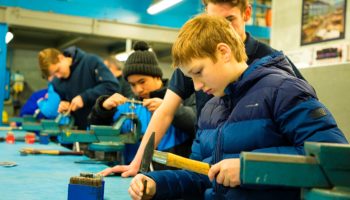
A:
[0, 161, 17, 167]
[19, 147, 84, 156]
[0, 126, 23, 131]
[125, 99, 143, 104]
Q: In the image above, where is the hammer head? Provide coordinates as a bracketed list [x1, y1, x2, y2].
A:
[139, 132, 155, 173]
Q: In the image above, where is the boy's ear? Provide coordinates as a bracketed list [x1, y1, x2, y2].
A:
[243, 5, 252, 22]
[57, 54, 65, 61]
[217, 43, 231, 63]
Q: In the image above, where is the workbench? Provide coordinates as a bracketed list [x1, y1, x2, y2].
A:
[0, 130, 131, 200]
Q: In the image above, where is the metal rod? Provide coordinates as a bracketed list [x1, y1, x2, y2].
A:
[125, 99, 143, 104]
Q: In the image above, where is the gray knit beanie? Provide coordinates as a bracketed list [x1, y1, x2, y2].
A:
[123, 41, 163, 80]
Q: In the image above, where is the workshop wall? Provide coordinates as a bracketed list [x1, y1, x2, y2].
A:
[9, 49, 46, 91]
[271, 1, 350, 140]
[270, 0, 350, 51]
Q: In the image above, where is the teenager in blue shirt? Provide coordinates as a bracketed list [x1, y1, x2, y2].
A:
[128, 14, 348, 200]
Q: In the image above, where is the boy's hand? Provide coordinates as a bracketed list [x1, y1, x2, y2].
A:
[102, 93, 127, 110]
[70, 95, 84, 111]
[128, 174, 156, 200]
[98, 160, 139, 177]
[9, 122, 17, 128]
[208, 158, 241, 187]
[143, 98, 163, 112]
[36, 97, 44, 103]
[58, 101, 70, 113]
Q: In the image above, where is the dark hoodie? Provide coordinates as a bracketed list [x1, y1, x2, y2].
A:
[52, 47, 119, 129]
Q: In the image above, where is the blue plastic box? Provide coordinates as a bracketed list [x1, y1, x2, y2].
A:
[68, 181, 104, 200]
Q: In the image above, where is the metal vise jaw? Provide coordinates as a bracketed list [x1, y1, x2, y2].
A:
[240, 142, 350, 200]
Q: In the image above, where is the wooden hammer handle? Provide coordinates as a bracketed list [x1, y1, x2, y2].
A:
[167, 153, 210, 175]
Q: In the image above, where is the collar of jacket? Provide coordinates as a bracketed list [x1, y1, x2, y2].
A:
[224, 51, 286, 97]
[244, 32, 257, 60]
[133, 79, 169, 100]
[63, 46, 85, 74]
[149, 78, 168, 98]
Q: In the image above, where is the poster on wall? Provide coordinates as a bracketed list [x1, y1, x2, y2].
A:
[313, 44, 346, 66]
[301, 0, 347, 45]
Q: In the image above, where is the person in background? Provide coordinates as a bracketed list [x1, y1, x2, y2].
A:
[128, 14, 348, 200]
[20, 83, 60, 120]
[89, 41, 196, 170]
[107, 0, 308, 178]
[38, 46, 119, 130]
[36, 83, 61, 119]
[18, 88, 48, 119]
[11, 75, 60, 127]
[104, 56, 133, 98]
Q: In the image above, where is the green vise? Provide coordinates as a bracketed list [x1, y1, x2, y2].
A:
[60, 113, 142, 151]
[40, 114, 75, 136]
[240, 142, 350, 200]
[9, 115, 42, 132]
[8, 113, 75, 134]
[9, 115, 35, 124]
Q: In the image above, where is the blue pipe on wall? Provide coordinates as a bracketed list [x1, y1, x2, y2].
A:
[0, 23, 8, 124]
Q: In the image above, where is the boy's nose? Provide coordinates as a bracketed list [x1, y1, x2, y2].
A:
[193, 80, 204, 91]
[134, 85, 143, 93]
[55, 73, 62, 79]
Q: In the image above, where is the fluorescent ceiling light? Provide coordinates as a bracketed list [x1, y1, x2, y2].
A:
[6, 31, 14, 44]
[115, 51, 134, 62]
[147, 0, 183, 15]
[115, 48, 154, 62]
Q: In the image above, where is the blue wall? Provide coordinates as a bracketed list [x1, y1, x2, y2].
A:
[0, 23, 7, 124]
[0, 0, 203, 28]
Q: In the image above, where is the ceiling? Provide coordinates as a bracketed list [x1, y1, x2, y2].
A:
[7, 23, 174, 63]
[2, 0, 270, 63]
[2, 0, 203, 63]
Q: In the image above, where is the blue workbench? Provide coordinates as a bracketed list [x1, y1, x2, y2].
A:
[0, 130, 131, 200]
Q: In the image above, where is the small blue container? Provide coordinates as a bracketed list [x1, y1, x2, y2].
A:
[68, 181, 104, 200]
[39, 134, 50, 145]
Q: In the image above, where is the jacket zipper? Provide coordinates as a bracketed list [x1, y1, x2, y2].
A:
[214, 123, 224, 194]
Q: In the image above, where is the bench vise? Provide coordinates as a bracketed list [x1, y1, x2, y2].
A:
[240, 142, 350, 200]
[60, 113, 142, 164]
[9, 113, 75, 137]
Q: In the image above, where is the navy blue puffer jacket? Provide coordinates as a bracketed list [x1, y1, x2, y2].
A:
[146, 52, 348, 200]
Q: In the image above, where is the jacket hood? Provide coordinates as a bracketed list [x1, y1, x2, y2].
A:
[225, 52, 295, 97]
[63, 46, 85, 73]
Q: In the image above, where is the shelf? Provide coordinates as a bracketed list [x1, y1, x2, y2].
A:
[246, 25, 270, 40]
[249, 0, 272, 40]
[253, 2, 271, 10]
